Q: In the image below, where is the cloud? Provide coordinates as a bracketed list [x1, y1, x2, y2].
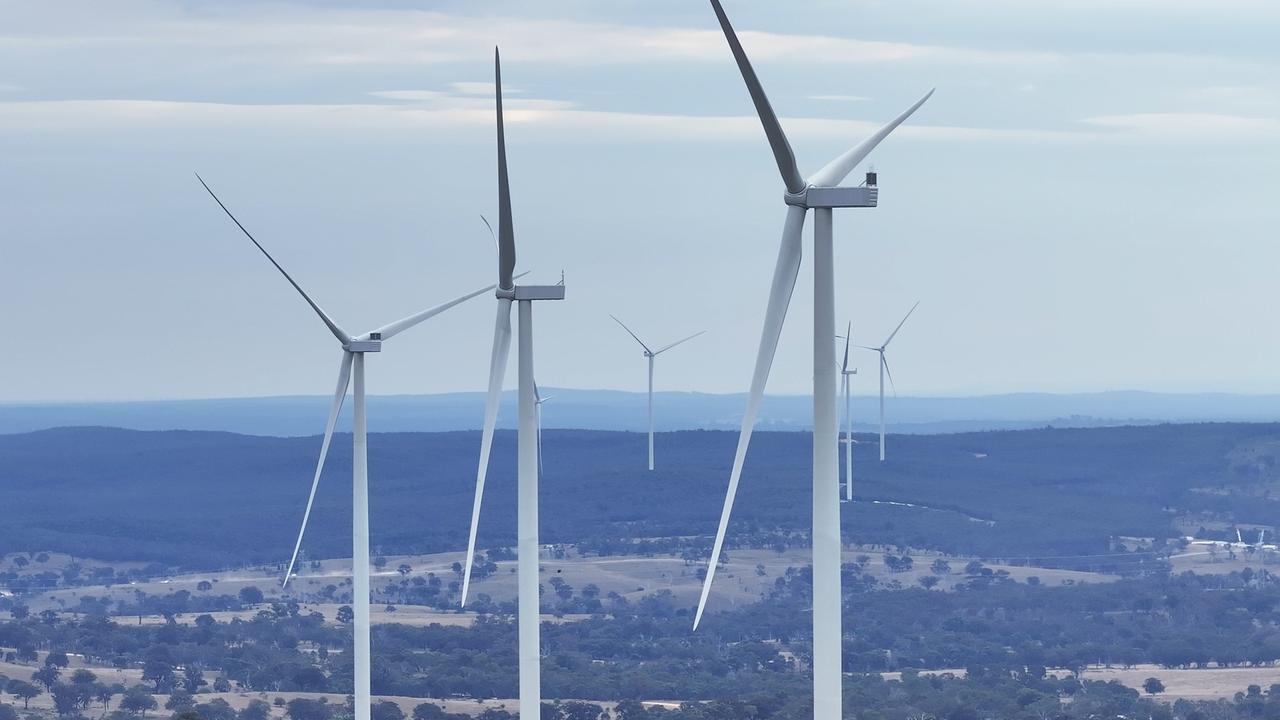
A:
[1081, 112, 1280, 139]
[0, 5, 1060, 69]
[1181, 85, 1280, 111]
[0, 97, 1084, 146]
[809, 95, 870, 103]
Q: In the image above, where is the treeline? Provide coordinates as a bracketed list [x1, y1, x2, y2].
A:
[3, 568, 1280, 705]
[3, 424, 1280, 571]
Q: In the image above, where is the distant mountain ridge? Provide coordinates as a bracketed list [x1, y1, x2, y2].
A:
[3, 389, 1280, 437]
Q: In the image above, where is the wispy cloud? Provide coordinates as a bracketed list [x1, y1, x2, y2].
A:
[1082, 112, 1280, 139]
[809, 94, 870, 103]
[0, 7, 1060, 69]
[0, 97, 1084, 146]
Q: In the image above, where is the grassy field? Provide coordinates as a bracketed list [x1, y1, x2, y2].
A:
[885, 664, 1277, 702]
[9, 544, 1122, 622]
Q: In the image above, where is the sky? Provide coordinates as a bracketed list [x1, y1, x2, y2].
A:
[1, 0, 1279, 403]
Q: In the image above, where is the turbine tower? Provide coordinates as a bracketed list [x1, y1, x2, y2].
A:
[195, 175, 494, 720]
[610, 315, 705, 470]
[460, 48, 565, 719]
[859, 302, 919, 462]
[693, 3, 932, 720]
[838, 323, 857, 503]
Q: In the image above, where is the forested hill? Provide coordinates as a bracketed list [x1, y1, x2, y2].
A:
[1, 423, 1278, 570]
[5, 390, 1280, 436]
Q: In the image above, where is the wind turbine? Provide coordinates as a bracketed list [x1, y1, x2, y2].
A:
[610, 315, 705, 470]
[859, 302, 919, 462]
[459, 48, 565, 719]
[838, 323, 857, 503]
[195, 174, 494, 720]
[693, 3, 932, 720]
[534, 382, 551, 476]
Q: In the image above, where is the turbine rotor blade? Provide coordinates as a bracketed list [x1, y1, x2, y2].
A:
[882, 301, 920, 348]
[368, 280, 499, 342]
[708, 0, 806, 195]
[842, 321, 851, 373]
[883, 354, 898, 397]
[807, 89, 935, 188]
[494, 48, 516, 291]
[283, 351, 354, 587]
[610, 315, 653, 354]
[694, 205, 806, 630]
[461, 298, 513, 606]
[196, 174, 351, 345]
[654, 330, 707, 355]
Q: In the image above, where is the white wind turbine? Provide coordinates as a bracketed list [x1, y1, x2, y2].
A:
[535, 382, 551, 476]
[693, 3, 932, 719]
[459, 48, 565, 718]
[858, 302, 919, 462]
[610, 315, 706, 470]
[838, 323, 857, 503]
[195, 175, 494, 720]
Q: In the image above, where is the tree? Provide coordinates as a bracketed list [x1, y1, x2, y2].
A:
[931, 558, 951, 575]
[8, 680, 41, 708]
[285, 698, 331, 720]
[70, 669, 97, 687]
[239, 700, 272, 720]
[558, 702, 604, 720]
[919, 575, 941, 589]
[397, 564, 412, 577]
[166, 690, 195, 712]
[336, 606, 354, 624]
[96, 684, 116, 709]
[45, 651, 70, 669]
[1143, 677, 1165, 695]
[212, 677, 231, 693]
[197, 581, 213, 592]
[412, 705, 446, 720]
[33, 664, 62, 691]
[292, 667, 328, 693]
[183, 664, 207, 693]
[51, 682, 83, 716]
[238, 587, 264, 606]
[196, 699, 237, 720]
[371, 701, 404, 720]
[142, 660, 174, 692]
[121, 687, 158, 716]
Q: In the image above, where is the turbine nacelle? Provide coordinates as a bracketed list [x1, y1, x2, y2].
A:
[784, 173, 881, 209]
[511, 284, 567, 301]
[344, 338, 383, 353]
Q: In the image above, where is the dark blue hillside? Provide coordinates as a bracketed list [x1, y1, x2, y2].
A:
[0, 423, 1277, 571]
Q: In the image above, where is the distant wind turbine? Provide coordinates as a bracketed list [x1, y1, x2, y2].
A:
[859, 302, 919, 462]
[459, 48, 566, 719]
[692, 3, 933, 720]
[838, 322, 857, 502]
[195, 174, 493, 720]
[535, 382, 551, 476]
[610, 315, 706, 470]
